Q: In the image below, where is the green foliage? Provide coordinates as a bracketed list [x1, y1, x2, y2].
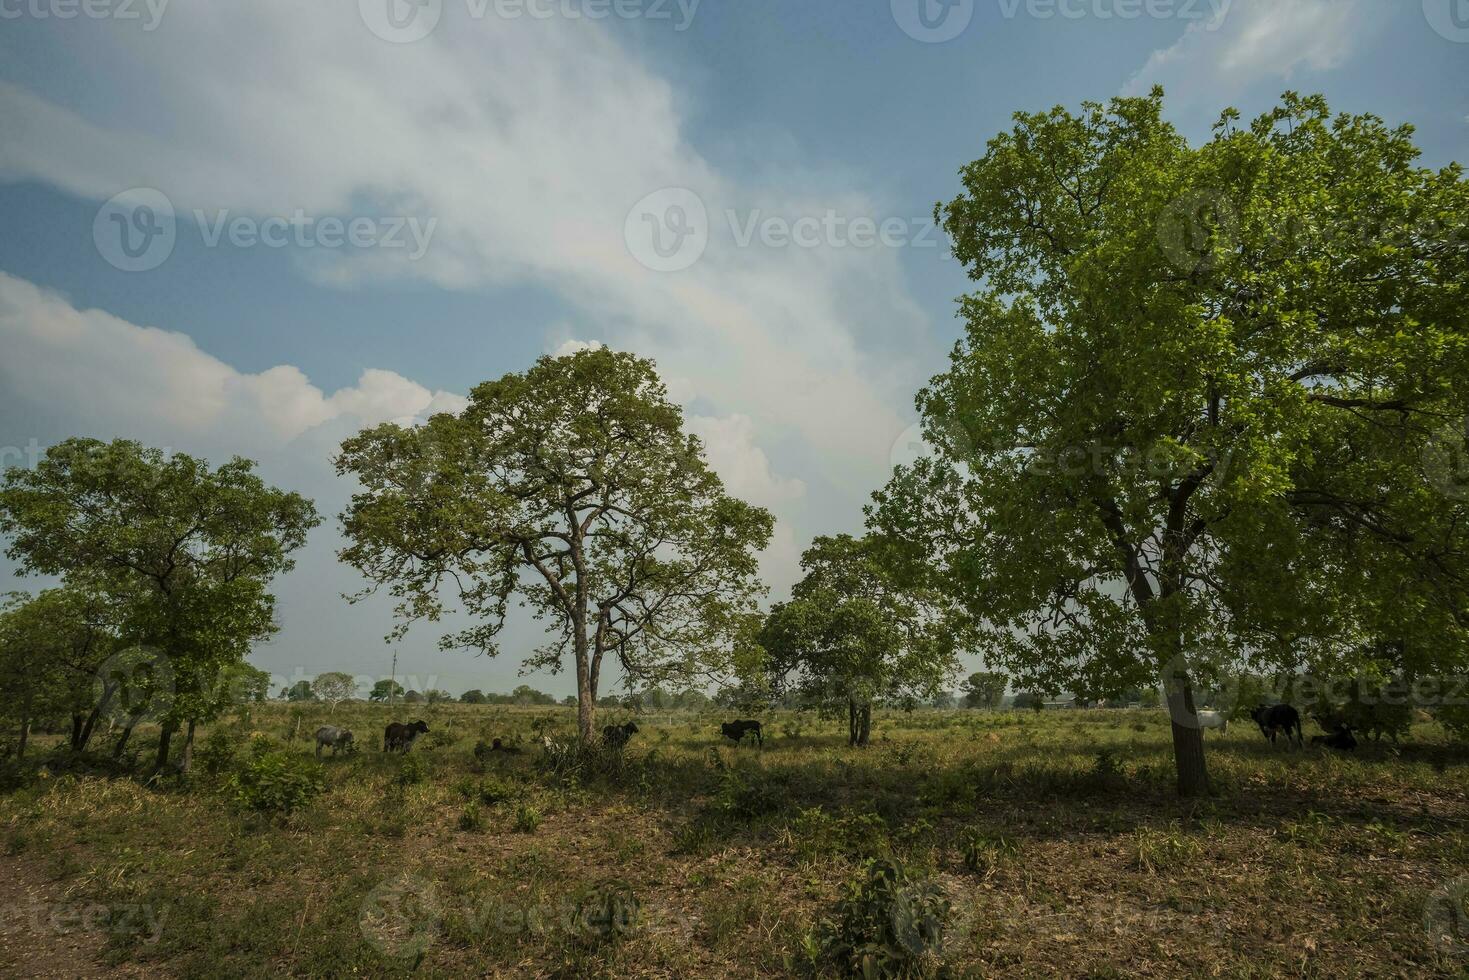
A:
[870, 91, 1469, 795]
[513, 804, 542, 833]
[961, 671, 1007, 709]
[396, 755, 427, 786]
[457, 801, 484, 832]
[959, 827, 1018, 876]
[196, 727, 240, 777]
[819, 858, 950, 978]
[336, 347, 774, 740]
[310, 672, 356, 708]
[226, 751, 324, 814]
[368, 679, 403, 703]
[761, 535, 960, 746]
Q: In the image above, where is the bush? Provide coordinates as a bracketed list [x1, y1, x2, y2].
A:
[458, 801, 485, 832]
[196, 728, 240, 777]
[514, 804, 542, 833]
[1437, 703, 1469, 741]
[959, 827, 1018, 876]
[819, 858, 949, 978]
[226, 751, 324, 814]
[709, 757, 786, 821]
[396, 755, 427, 787]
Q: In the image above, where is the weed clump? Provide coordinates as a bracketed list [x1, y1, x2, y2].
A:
[818, 858, 949, 978]
[226, 751, 324, 814]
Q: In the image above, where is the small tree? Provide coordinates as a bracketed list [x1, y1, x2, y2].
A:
[761, 535, 959, 746]
[961, 671, 1008, 710]
[0, 439, 318, 772]
[285, 680, 316, 703]
[370, 679, 404, 703]
[338, 348, 774, 742]
[311, 672, 357, 713]
[460, 689, 488, 704]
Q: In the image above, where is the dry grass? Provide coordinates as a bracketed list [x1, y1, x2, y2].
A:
[2, 703, 1467, 977]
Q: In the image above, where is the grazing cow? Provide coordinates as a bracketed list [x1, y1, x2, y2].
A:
[313, 726, 355, 757]
[1250, 704, 1303, 748]
[1194, 710, 1228, 734]
[383, 719, 430, 753]
[602, 722, 639, 749]
[1311, 723, 1358, 752]
[720, 720, 764, 746]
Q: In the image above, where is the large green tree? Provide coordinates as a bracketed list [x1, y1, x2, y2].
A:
[871, 91, 1469, 795]
[337, 347, 774, 741]
[761, 535, 959, 746]
[961, 670, 1008, 710]
[0, 439, 319, 772]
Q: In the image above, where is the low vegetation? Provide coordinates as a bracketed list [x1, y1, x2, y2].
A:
[1, 702, 1466, 977]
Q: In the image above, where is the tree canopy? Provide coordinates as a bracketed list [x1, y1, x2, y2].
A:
[0, 439, 319, 770]
[870, 90, 1469, 795]
[761, 535, 959, 745]
[337, 347, 774, 740]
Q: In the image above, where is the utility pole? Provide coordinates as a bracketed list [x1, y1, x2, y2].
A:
[389, 649, 398, 709]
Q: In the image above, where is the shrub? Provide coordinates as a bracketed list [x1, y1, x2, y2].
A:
[396, 755, 427, 787]
[226, 751, 324, 814]
[959, 827, 1018, 876]
[458, 801, 485, 832]
[819, 858, 949, 978]
[709, 760, 786, 821]
[1437, 703, 1469, 742]
[196, 728, 240, 777]
[514, 804, 542, 833]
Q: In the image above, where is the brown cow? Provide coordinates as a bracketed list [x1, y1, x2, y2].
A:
[384, 719, 429, 753]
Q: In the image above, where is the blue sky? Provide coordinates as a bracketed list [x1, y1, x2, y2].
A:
[1, 0, 1466, 698]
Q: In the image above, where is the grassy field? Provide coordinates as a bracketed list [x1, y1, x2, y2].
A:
[2, 703, 1467, 978]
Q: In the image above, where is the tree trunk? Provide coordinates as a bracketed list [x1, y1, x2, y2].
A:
[858, 704, 872, 747]
[75, 684, 116, 753]
[114, 712, 143, 758]
[178, 719, 197, 774]
[574, 631, 595, 744]
[847, 700, 857, 746]
[1163, 670, 1212, 797]
[153, 720, 176, 773]
[70, 714, 84, 751]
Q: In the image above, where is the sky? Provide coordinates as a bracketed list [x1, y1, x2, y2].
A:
[0, 0, 1466, 699]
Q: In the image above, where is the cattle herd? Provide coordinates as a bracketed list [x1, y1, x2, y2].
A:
[307, 709, 1354, 760]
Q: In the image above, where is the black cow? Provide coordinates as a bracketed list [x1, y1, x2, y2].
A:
[720, 720, 763, 746]
[1311, 723, 1358, 752]
[602, 722, 639, 748]
[1250, 704, 1303, 748]
[384, 719, 430, 753]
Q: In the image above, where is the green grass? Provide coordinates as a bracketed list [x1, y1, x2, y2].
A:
[3, 703, 1467, 977]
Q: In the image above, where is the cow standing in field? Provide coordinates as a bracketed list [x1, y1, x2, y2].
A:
[602, 722, 638, 749]
[384, 720, 430, 753]
[1250, 704, 1303, 748]
[720, 720, 763, 746]
[314, 726, 355, 757]
[1194, 710, 1228, 735]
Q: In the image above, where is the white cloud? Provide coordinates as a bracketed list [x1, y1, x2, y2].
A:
[0, 273, 465, 448]
[1124, 0, 1378, 106]
[686, 413, 806, 508]
[0, 3, 931, 595]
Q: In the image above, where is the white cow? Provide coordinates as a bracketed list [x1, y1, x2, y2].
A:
[1195, 710, 1228, 734]
[314, 725, 355, 757]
